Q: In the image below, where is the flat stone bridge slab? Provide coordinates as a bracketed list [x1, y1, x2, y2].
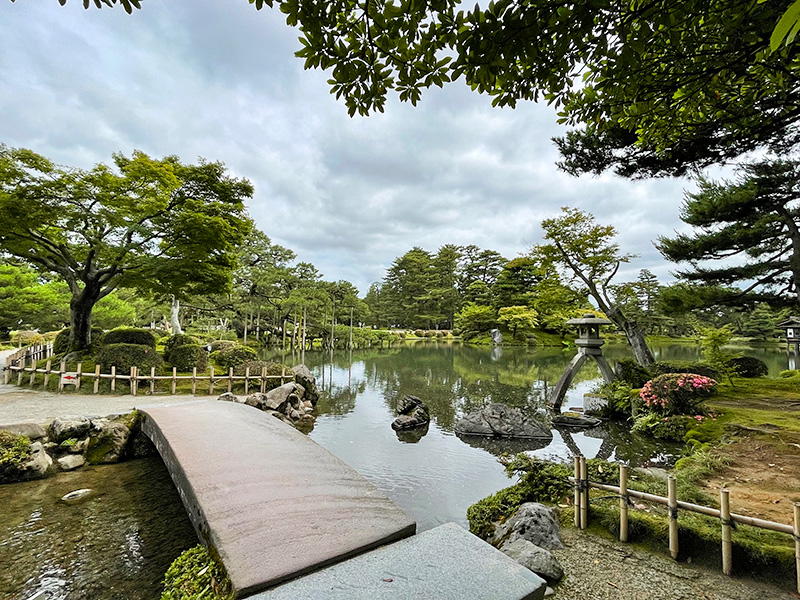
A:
[251, 522, 547, 600]
[139, 401, 416, 598]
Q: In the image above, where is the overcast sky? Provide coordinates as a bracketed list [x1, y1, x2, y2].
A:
[1, 1, 708, 294]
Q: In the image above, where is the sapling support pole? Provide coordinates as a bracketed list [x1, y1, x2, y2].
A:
[619, 464, 629, 543]
[721, 489, 732, 575]
[580, 456, 588, 530]
[668, 475, 678, 560]
[573, 456, 581, 528]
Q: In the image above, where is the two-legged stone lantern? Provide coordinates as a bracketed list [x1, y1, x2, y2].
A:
[551, 313, 616, 412]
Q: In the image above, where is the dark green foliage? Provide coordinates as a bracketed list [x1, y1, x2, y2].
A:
[164, 334, 202, 361]
[632, 413, 693, 442]
[168, 344, 208, 372]
[614, 358, 651, 387]
[161, 545, 232, 600]
[727, 356, 769, 378]
[651, 361, 719, 380]
[210, 345, 259, 369]
[102, 328, 156, 348]
[0, 430, 31, 483]
[232, 361, 291, 390]
[594, 381, 636, 419]
[209, 340, 238, 353]
[53, 327, 103, 355]
[98, 343, 164, 375]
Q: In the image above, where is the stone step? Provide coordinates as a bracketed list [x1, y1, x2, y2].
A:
[249, 522, 546, 600]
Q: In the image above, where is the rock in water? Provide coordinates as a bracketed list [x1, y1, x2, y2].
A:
[391, 395, 430, 430]
[551, 412, 602, 428]
[48, 416, 91, 443]
[500, 539, 564, 583]
[57, 454, 85, 471]
[492, 502, 563, 550]
[292, 364, 319, 404]
[455, 403, 552, 440]
[61, 488, 93, 503]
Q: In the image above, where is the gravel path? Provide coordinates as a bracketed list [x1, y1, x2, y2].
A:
[552, 527, 795, 600]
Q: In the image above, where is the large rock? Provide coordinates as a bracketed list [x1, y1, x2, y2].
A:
[0, 423, 47, 440]
[58, 454, 85, 471]
[455, 403, 553, 440]
[23, 441, 54, 478]
[217, 392, 241, 403]
[292, 365, 319, 404]
[48, 416, 91, 443]
[264, 382, 306, 412]
[85, 419, 132, 464]
[391, 395, 430, 431]
[492, 502, 563, 550]
[551, 412, 602, 428]
[500, 539, 564, 583]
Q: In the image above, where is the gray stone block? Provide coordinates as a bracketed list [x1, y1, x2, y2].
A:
[251, 523, 546, 600]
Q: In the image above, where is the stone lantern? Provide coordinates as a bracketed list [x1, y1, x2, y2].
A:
[550, 313, 616, 411]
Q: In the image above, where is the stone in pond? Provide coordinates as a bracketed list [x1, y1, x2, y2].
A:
[62, 488, 94, 503]
[391, 395, 430, 430]
[455, 403, 552, 440]
[551, 412, 602, 428]
[58, 454, 85, 471]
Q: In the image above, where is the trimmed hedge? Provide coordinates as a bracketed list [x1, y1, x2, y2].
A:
[211, 345, 259, 369]
[53, 327, 104, 354]
[728, 356, 769, 378]
[102, 328, 156, 348]
[168, 344, 208, 372]
[98, 343, 163, 375]
[164, 334, 202, 361]
[209, 340, 238, 353]
[614, 358, 651, 387]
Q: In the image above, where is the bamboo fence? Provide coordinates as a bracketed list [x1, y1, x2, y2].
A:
[3, 360, 294, 396]
[571, 456, 800, 593]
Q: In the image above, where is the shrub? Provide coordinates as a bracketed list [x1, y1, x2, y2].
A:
[727, 356, 768, 378]
[160, 545, 231, 600]
[651, 361, 719, 380]
[163, 334, 202, 361]
[218, 330, 239, 342]
[0, 430, 31, 483]
[210, 345, 259, 369]
[632, 413, 695, 442]
[53, 327, 104, 354]
[594, 381, 636, 419]
[436, 330, 446, 337]
[168, 344, 208, 372]
[613, 358, 651, 387]
[10, 330, 44, 346]
[102, 328, 156, 348]
[209, 340, 238, 353]
[98, 343, 164, 375]
[424, 330, 436, 337]
[779, 369, 800, 378]
[413, 329, 425, 337]
[640, 373, 717, 416]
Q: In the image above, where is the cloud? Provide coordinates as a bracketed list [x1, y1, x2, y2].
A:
[0, 1, 701, 293]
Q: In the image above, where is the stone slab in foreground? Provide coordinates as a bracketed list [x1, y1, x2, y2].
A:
[139, 401, 416, 598]
[251, 523, 547, 600]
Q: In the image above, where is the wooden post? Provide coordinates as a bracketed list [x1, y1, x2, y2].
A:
[721, 488, 732, 575]
[17, 366, 24, 386]
[111, 366, 116, 392]
[580, 456, 588, 530]
[668, 475, 679, 560]
[131, 366, 137, 396]
[76, 363, 82, 390]
[43, 360, 51, 389]
[93, 365, 101, 393]
[281, 365, 286, 385]
[573, 456, 581, 528]
[793, 502, 800, 594]
[209, 366, 215, 395]
[57, 360, 66, 392]
[29, 365, 36, 387]
[260, 366, 267, 393]
[192, 367, 197, 395]
[244, 366, 250, 395]
[172, 367, 177, 394]
[619, 464, 629, 542]
[228, 367, 233, 392]
[150, 366, 156, 394]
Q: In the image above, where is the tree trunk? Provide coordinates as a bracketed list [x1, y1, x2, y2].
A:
[170, 296, 183, 334]
[68, 285, 101, 352]
[606, 305, 655, 367]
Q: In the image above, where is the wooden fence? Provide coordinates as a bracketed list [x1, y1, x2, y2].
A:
[571, 456, 800, 593]
[4, 343, 54, 369]
[3, 361, 294, 396]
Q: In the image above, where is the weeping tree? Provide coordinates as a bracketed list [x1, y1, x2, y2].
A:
[0, 145, 252, 352]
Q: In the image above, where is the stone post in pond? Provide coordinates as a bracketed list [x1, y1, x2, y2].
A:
[550, 313, 615, 412]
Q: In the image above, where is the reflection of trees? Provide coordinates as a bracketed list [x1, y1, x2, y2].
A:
[314, 381, 365, 416]
[457, 434, 551, 457]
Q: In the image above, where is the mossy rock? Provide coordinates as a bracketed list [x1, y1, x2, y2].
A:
[161, 545, 232, 600]
[102, 328, 157, 348]
[0, 430, 32, 484]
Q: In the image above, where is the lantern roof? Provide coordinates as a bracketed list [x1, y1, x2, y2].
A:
[777, 317, 800, 328]
[566, 313, 613, 327]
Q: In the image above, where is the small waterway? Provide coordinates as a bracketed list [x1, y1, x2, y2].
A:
[0, 456, 197, 600]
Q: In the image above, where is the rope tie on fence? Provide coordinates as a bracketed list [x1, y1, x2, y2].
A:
[720, 517, 738, 530]
[668, 506, 679, 520]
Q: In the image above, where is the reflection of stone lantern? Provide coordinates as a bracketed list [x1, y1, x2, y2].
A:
[551, 313, 616, 411]
[778, 317, 800, 355]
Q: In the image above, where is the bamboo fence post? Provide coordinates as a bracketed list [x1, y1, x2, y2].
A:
[573, 456, 581, 528]
[580, 456, 588, 530]
[57, 360, 66, 392]
[17, 366, 24, 386]
[29, 365, 36, 387]
[228, 367, 233, 392]
[620, 464, 629, 542]
[94, 365, 101, 393]
[172, 367, 177, 394]
[281, 365, 286, 385]
[111, 366, 116, 392]
[76, 363, 82, 390]
[209, 366, 215, 395]
[131, 366, 137, 396]
[244, 366, 250, 395]
[721, 489, 732, 575]
[43, 360, 51, 389]
[192, 367, 197, 395]
[793, 502, 800, 594]
[668, 475, 679, 560]
[3, 365, 9, 385]
[260, 367, 267, 393]
[150, 366, 156, 394]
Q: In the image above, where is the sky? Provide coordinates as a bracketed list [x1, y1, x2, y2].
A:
[0, 1, 710, 294]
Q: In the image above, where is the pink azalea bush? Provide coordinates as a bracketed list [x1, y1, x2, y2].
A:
[639, 373, 718, 416]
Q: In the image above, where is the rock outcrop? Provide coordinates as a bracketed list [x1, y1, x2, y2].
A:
[455, 403, 552, 440]
[391, 395, 430, 431]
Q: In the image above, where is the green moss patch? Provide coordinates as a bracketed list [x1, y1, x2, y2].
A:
[161, 545, 232, 600]
[0, 430, 31, 483]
